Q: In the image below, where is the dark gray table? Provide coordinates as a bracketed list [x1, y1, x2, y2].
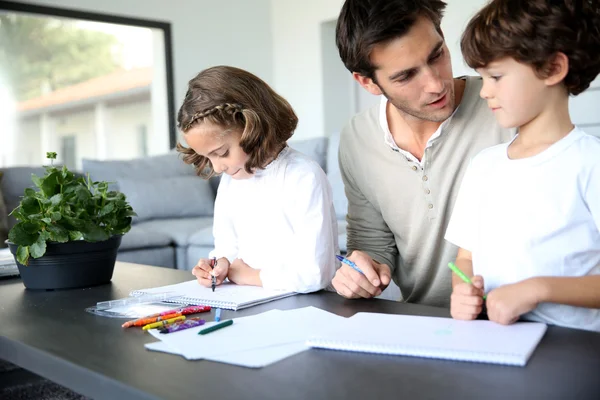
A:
[1, 262, 599, 400]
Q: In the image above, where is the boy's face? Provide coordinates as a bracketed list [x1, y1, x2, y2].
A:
[354, 16, 456, 123]
[477, 58, 548, 129]
[185, 122, 252, 180]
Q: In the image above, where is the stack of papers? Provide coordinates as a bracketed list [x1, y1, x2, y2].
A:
[145, 308, 547, 368]
[146, 306, 342, 368]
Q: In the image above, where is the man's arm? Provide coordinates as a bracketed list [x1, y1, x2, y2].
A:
[339, 140, 397, 271]
[331, 132, 396, 299]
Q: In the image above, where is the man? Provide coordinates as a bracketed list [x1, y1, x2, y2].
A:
[332, 0, 514, 307]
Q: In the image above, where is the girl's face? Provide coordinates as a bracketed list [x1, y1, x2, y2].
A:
[185, 121, 252, 180]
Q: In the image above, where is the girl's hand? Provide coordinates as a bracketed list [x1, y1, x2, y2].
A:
[192, 257, 229, 288]
[486, 279, 540, 325]
[227, 258, 261, 286]
[450, 275, 485, 320]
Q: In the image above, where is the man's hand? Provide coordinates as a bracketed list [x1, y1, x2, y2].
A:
[450, 275, 485, 320]
[332, 250, 392, 299]
[486, 279, 540, 325]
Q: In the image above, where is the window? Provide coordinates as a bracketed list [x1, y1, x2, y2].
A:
[138, 124, 148, 157]
[60, 135, 76, 170]
[0, 1, 175, 169]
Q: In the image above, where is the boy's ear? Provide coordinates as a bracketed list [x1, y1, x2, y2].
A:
[544, 52, 569, 87]
[353, 72, 383, 96]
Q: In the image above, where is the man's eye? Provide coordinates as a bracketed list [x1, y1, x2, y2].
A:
[397, 72, 414, 83]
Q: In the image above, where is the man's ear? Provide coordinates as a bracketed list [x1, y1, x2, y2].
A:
[544, 52, 569, 87]
[353, 72, 383, 96]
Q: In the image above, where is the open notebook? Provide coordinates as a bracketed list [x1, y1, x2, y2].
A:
[307, 313, 547, 367]
[130, 280, 296, 311]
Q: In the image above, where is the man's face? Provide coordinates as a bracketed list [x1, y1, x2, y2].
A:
[355, 16, 455, 123]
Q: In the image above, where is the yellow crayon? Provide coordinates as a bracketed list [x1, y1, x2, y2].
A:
[142, 315, 186, 331]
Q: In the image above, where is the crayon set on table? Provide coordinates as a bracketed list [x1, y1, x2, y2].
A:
[122, 305, 234, 335]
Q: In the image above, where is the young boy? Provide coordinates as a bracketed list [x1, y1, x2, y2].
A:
[445, 0, 600, 331]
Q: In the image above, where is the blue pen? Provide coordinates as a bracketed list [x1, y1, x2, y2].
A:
[336, 255, 365, 275]
[215, 308, 222, 322]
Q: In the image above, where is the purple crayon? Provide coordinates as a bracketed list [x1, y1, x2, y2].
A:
[159, 318, 206, 334]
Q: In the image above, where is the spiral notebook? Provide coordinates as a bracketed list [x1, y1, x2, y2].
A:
[307, 312, 547, 366]
[130, 280, 296, 311]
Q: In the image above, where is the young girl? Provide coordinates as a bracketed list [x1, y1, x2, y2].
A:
[445, 0, 600, 331]
[176, 66, 338, 293]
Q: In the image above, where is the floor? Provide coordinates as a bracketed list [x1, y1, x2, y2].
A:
[0, 359, 89, 400]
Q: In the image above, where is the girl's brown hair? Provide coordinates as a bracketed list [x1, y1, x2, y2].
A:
[461, 0, 600, 96]
[176, 66, 298, 178]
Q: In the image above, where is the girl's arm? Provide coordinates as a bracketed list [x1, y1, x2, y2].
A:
[260, 165, 338, 293]
[209, 177, 238, 265]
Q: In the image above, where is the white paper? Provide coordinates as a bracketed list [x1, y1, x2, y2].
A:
[147, 307, 343, 362]
[132, 280, 296, 310]
[145, 341, 308, 368]
[307, 313, 547, 366]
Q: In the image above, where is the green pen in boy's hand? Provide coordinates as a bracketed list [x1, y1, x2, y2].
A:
[448, 262, 487, 300]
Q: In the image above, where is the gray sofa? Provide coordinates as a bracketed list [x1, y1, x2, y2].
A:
[1, 133, 348, 271]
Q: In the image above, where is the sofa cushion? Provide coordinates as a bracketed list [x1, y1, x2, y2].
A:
[289, 137, 328, 172]
[326, 131, 349, 219]
[117, 247, 176, 269]
[134, 217, 214, 247]
[188, 225, 215, 247]
[82, 152, 197, 192]
[118, 176, 214, 223]
[120, 225, 173, 251]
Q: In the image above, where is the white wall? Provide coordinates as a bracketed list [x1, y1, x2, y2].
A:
[271, 0, 488, 139]
[17, 0, 273, 127]
[271, 0, 345, 139]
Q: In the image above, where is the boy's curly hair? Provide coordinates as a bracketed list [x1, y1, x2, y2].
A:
[461, 0, 600, 96]
[176, 66, 298, 178]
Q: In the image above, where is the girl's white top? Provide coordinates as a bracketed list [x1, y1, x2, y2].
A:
[209, 146, 339, 293]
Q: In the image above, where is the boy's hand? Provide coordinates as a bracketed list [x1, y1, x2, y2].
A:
[331, 250, 392, 299]
[192, 257, 229, 288]
[486, 280, 540, 325]
[450, 275, 485, 320]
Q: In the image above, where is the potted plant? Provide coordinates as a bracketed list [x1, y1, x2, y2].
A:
[6, 152, 136, 290]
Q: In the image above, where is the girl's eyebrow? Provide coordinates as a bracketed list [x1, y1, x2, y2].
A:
[207, 145, 225, 156]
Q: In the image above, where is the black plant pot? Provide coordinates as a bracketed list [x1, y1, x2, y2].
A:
[7, 235, 122, 290]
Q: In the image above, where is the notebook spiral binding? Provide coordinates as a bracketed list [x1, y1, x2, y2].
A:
[307, 339, 524, 366]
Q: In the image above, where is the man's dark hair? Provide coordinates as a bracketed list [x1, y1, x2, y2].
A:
[336, 0, 447, 80]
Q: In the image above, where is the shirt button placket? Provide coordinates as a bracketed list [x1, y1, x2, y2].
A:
[422, 151, 435, 219]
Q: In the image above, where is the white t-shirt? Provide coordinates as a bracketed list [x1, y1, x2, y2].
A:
[445, 127, 600, 332]
[209, 146, 339, 293]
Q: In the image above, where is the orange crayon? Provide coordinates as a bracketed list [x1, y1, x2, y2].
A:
[122, 312, 182, 328]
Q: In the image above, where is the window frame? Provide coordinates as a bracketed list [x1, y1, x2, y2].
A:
[0, 0, 177, 148]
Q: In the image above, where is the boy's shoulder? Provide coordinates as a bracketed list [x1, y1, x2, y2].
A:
[470, 141, 509, 168]
[573, 128, 600, 166]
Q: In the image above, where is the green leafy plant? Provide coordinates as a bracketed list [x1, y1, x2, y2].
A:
[8, 152, 136, 265]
